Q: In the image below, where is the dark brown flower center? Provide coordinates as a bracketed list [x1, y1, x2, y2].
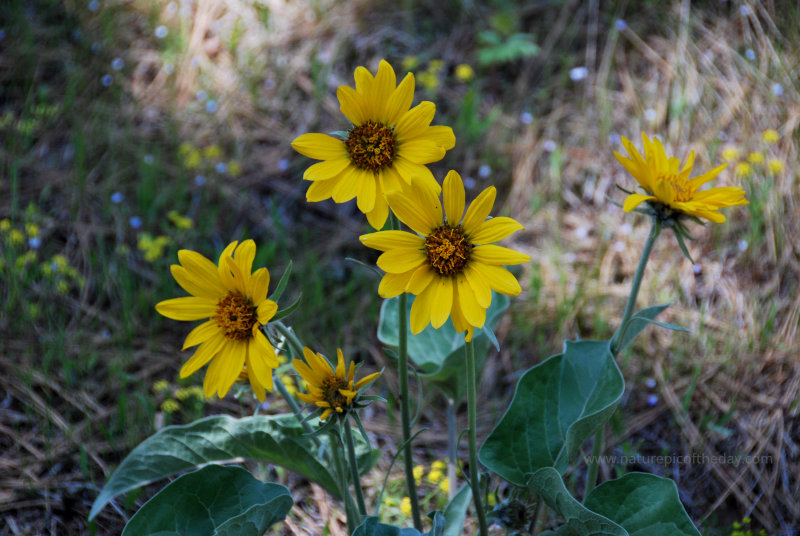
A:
[321, 376, 351, 410]
[345, 120, 396, 171]
[425, 224, 472, 276]
[214, 293, 257, 341]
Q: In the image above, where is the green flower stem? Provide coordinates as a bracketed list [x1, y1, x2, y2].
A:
[273, 375, 313, 435]
[466, 339, 488, 536]
[583, 429, 603, 500]
[329, 429, 359, 533]
[390, 212, 423, 531]
[343, 418, 368, 517]
[610, 218, 662, 356]
[447, 397, 457, 500]
[274, 321, 305, 359]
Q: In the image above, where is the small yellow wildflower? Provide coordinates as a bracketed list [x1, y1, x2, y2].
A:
[167, 210, 195, 230]
[161, 399, 180, 414]
[402, 56, 419, 71]
[153, 379, 170, 393]
[179, 143, 202, 170]
[138, 234, 171, 262]
[0, 218, 10, 232]
[437, 477, 450, 494]
[52, 254, 68, 269]
[721, 146, 740, 162]
[227, 160, 242, 177]
[747, 152, 764, 164]
[417, 71, 439, 91]
[413, 465, 424, 485]
[25, 223, 39, 237]
[428, 59, 444, 72]
[431, 460, 446, 472]
[427, 469, 444, 485]
[768, 158, 784, 174]
[175, 387, 193, 400]
[16, 251, 36, 268]
[281, 374, 297, 397]
[277, 353, 288, 365]
[56, 280, 70, 294]
[454, 63, 474, 82]
[761, 129, 779, 143]
[735, 162, 752, 178]
[203, 145, 223, 160]
[400, 497, 412, 517]
[9, 229, 23, 245]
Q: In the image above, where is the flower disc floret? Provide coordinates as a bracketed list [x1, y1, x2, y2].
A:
[155, 240, 280, 402]
[359, 170, 530, 341]
[345, 120, 397, 171]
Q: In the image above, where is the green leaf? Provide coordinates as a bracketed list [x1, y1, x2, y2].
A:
[584, 473, 701, 536]
[377, 292, 509, 400]
[353, 517, 422, 536]
[271, 293, 302, 322]
[440, 484, 472, 536]
[529, 467, 626, 536]
[480, 340, 624, 485]
[268, 260, 292, 303]
[121, 465, 292, 536]
[90, 414, 378, 520]
[616, 304, 687, 353]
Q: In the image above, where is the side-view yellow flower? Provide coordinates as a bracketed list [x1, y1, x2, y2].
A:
[292, 59, 456, 229]
[155, 240, 279, 402]
[293, 347, 381, 421]
[614, 132, 748, 223]
[359, 170, 530, 341]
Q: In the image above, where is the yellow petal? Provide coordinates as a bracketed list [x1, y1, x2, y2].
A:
[337, 85, 367, 125]
[366, 183, 390, 230]
[409, 284, 436, 334]
[384, 72, 415, 125]
[430, 276, 453, 329]
[335, 349, 346, 379]
[234, 240, 256, 281]
[182, 319, 219, 350]
[353, 66, 374, 96]
[251, 268, 270, 303]
[293, 358, 324, 386]
[331, 167, 362, 203]
[356, 171, 377, 213]
[471, 263, 522, 295]
[443, 170, 465, 226]
[378, 269, 416, 298]
[170, 265, 221, 299]
[355, 371, 381, 390]
[377, 248, 427, 274]
[469, 217, 524, 244]
[462, 186, 497, 235]
[406, 264, 435, 295]
[687, 163, 727, 191]
[415, 125, 456, 150]
[209, 340, 246, 398]
[247, 334, 276, 389]
[397, 139, 446, 165]
[303, 158, 351, 181]
[291, 133, 348, 160]
[257, 300, 278, 325]
[360, 230, 425, 251]
[253, 329, 279, 367]
[217, 241, 239, 292]
[394, 101, 435, 142]
[224, 256, 247, 296]
[471, 245, 530, 266]
[156, 296, 218, 321]
[623, 193, 656, 212]
[463, 264, 492, 308]
[386, 189, 440, 236]
[177, 249, 227, 295]
[456, 275, 485, 328]
[181, 333, 226, 378]
[450, 287, 476, 340]
[307, 175, 340, 202]
[371, 60, 397, 117]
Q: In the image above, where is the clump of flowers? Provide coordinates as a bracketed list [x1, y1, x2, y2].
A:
[155, 240, 280, 401]
[138, 233, 171, 262]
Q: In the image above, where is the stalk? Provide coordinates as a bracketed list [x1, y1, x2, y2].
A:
[343, 418, 368, 517]
[447, 397, 457, 500]
[583, 430, 603, 500]
[329, 429, 360, 533]
[466, 339, 488, 536]
[390, 213, 423, 530]
[609, 219, 662, 356]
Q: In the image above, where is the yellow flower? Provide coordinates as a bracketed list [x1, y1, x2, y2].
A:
[768, 158, 784, 174]
[762, 129, 779, 143]
[455, 64, 474, 82]
[168, 210, 195, 230]
[402, 56, 419, 72]
[0, 218, 10, 232]
[203, 145, 223, 160]
[9, 229, 23, 245]
[427, 469, 444, 484]
[721, 146, 740, 162]
[735, 162, 752, 178]
[161, 399, 180, 414]
[431, 460, 446, 471]
[292, 59, 455, 229]
[400, 496, 412, 517]
[25, 223, 39, 237]
[614, 133, 748, 224]
[360, 170, 529, 341]
[292, 347, 381, 421]
[438, 477, 450, 494]
[155, 240, 280, 402]
[153, 379, 170, 393]
[747, 152, 764, 164]
[227, 160, 242, 177]
[413, 465, 425, 484]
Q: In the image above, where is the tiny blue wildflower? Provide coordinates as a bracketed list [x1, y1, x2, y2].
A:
[154, 25, 168, 39]
[278, 158, 290, 171]
[88, 0, 99, 12]
[645, 378, 657, 389]
[771, 83, 783, 96]
[101, 75, 112, 87]
[738, 239, 748, 252]
[110, 192, 124, 204]
[520, 111, 533, 124]
[111, 58, 124, 70]
[196, 89, 208, 102]
[542, 140, 557, 152]
[614, 19, 627, 31]
[745, 48, 756, 60]
[205, 99, 218, 113]
[569, 66, 588, 81]
[478, 164, 491, 178]
[129, 216, 143, 229]
[29, 237, 42, 249]
[215, 162, 227, 173]
[144, 154, 154, 165]
[194, 175, 206, 186]
[646, 394, 658, 406]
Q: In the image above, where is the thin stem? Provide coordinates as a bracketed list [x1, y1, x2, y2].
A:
[273, 375, 313, 435]
[274, 321, 305, 359]
[610, 219, 662, 355]
[343, 418, 368, 517]
[583, 430, 604, 501]
[466, 339, 488, 536]
[391, 212, 423, 530]
[446, 397, 457, 501]
[329, 429, 359, 533]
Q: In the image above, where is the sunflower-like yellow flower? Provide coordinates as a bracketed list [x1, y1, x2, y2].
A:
[156, 240, 279, 402]
[360, 170, 530, 341]
[292, 59, 456, 229]
[293, 347, 381, 421]
[614, 133, 748, 224]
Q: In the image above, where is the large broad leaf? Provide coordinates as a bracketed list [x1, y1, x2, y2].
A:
[440, 484, 472, 536]
[121, 465, 292, 536]
[529, 467, 626, 536]
[352, 517, 422, 536]
[377, 292, 509, 400]
[584, 473, 701, 536]
[480, 340, 624, 485]
[90, 414, 379, 520]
